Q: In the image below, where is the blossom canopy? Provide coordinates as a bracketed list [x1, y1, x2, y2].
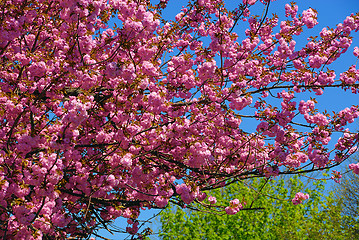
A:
[1, 0, 359, 239]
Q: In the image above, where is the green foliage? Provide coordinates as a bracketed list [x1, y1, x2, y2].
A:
[332, 168, 359, 239]
[158, 176, 350, 240]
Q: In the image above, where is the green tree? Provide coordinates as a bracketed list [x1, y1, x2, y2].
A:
[158, 176, 349, 240]
[330, 167, 359, 239]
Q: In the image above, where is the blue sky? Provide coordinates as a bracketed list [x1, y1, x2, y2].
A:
[96, 0, 359, 239]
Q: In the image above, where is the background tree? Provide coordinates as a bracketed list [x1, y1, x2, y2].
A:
[1, 0, 359, 239]
[159, 175, 351, 240]
[330, 162, 359, 239]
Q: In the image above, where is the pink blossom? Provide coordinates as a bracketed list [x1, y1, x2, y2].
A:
[349, 163, 359, 174]
[208, 196, 217, 204]
[354, 46, 359, 57]
[225, 199, 243, 215]
[285, 4, 298, 18]
[197, 192, 207, 201]
[331, 170, 342, 183]
[243, 0, 257, 5]
[176, 184, 195, 204]
[292, 192, 309, 205]
[302, 8, 318, 29]
[155, 196, 168, 208]
[225, 206, 238, 215]
[121, 153, 133, 168]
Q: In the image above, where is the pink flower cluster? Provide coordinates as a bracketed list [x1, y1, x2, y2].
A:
[331, 170, 342, 183]
[349, 163, 359, 174]
[225, 198, 244, 215]
[176, 184, 197, 204]
[208, 196, 217, 204]
[354, 46, 359, 57]
[285, 3, 298, 18]
[301, 8, 318, 29]
[292, 192, 309, 205]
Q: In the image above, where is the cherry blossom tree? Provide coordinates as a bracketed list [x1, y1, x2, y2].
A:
[1, 0, 359, 239]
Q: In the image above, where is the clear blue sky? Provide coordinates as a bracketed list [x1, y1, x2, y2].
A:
[97, 1, 359, 239]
